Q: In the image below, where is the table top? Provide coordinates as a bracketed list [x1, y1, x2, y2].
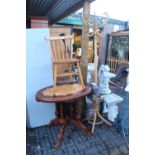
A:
[36, 84, 91, 103]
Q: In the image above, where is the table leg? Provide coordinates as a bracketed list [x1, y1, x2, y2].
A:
[55, 125, 65, 148]
[70, 100, 92, 136]
[49, 118, 68, 127]
[70, 119, 91, 136]
[49, 102, 69, 148]
[55, 103, 60, 117]
[75, 100, 81, 121]
[69, 103, 74, 118]
[49, 118, 57, 127]
[59, 103, 63, 118]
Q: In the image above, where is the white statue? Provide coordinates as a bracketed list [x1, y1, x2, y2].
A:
[98, 65, 116, 94]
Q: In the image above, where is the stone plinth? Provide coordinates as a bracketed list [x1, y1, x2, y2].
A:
[103, 93, 123, 122]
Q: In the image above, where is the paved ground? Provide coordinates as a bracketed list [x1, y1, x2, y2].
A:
[27, 85, 129, 155]
[27, 123, 128, 155]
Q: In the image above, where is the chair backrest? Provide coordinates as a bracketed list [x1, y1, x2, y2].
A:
[45, 35, 73, 62]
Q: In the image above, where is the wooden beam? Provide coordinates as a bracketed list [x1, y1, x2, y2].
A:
[111, 31, 129, 36]
[81, 0, 90, 84]
[28, 16, 48, 28]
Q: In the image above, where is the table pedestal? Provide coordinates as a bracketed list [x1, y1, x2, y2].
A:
[49, 101, 91, 148]
[36, 85, 92, 148]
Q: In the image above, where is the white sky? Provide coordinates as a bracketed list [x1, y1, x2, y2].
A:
[78, 0, 130, 21]
[91, 0, 129, 21]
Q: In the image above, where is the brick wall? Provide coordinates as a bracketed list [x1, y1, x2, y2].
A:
[98, 24, 114, 68]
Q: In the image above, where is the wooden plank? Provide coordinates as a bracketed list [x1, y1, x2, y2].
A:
[52, 41, 56, 60]
[64, 40, 69, 58]
[29, 16, 48, 28]
[53, 64, 57, 95]
[53, 58, 79, 64]
[111, 31, 129, 36]
[45, 35, 73, 41]
[56, 40, 60, 60]
[81, 1, 90, 84]
[56, 72, 79, 77]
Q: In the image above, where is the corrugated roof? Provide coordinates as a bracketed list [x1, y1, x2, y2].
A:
[27, 0, 95, 24]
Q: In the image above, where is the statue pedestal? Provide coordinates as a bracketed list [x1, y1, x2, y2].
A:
[103, 93, 123, 122]
[98, 65, 123, 122]
[99, 88, 112, 95]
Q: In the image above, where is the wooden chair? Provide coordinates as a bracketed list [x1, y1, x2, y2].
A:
[45, 35, 85, 96]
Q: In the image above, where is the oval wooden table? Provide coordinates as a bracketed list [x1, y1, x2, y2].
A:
[36, 84, 92, 148]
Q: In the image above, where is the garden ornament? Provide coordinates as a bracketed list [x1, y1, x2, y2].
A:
[98, 65, 116, 94]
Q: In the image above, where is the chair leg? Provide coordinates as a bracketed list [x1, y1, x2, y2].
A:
[77, 62, 84, 89]
[69, 63, 74, 81]
[53, 64, 57, 96]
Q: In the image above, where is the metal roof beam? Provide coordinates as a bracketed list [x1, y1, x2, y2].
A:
[49, 0, 85, 25]
[27, 0, 96, 24]
[45, 0, 66, 16]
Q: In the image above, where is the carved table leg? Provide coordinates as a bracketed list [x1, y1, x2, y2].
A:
[55, 103, 60, 117]
[49, 118, 68, 127]
[49, 102, 69, 148]
[49, 103, 66, 126]
[55, 125, 65, 148]
[69, 103, 74, 118]
[75, 100, 81, 121]
[70, 100, 92, 136]
[70, 119, 92, 136]
[49, 118, 58, 127]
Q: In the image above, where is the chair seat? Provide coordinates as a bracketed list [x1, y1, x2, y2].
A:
[53, 58, 80, 64]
